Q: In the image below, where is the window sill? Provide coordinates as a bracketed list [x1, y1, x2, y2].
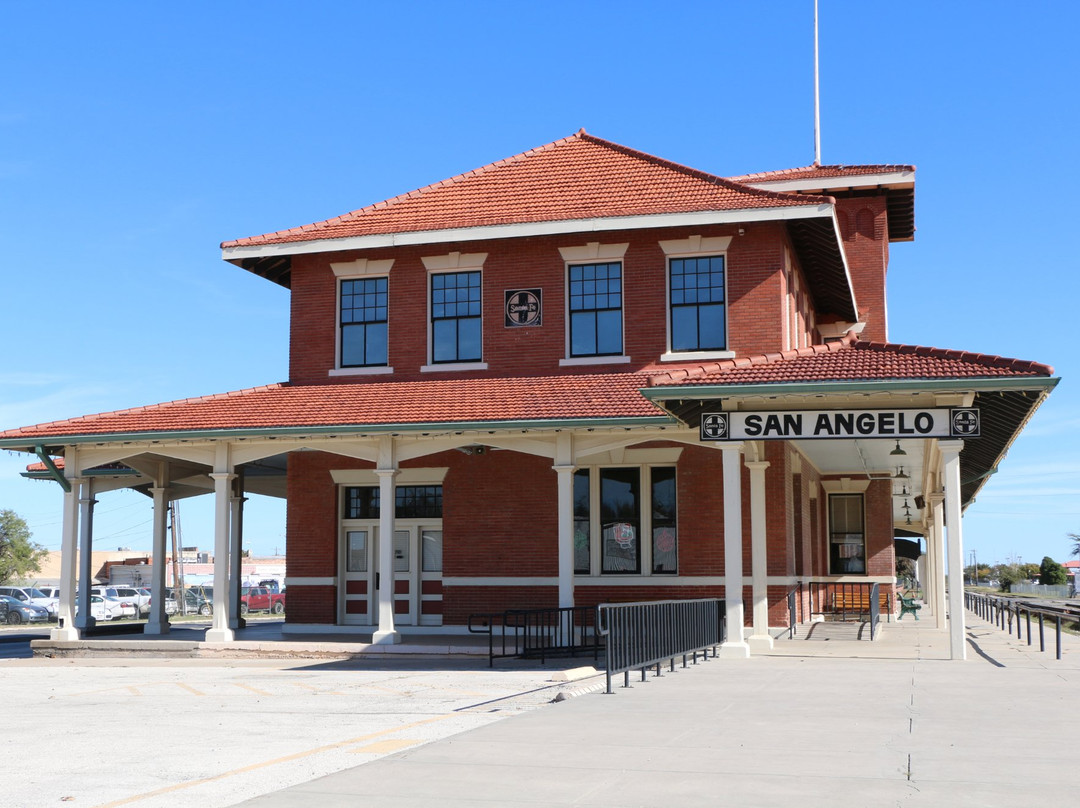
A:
[329, 366, 394, 377]
[659, 350, 735, 363]
[559, 355, 631, 367]
[420, 362, 488, 373]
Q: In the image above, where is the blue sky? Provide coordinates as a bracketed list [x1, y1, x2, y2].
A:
[1, 1, 1077, 567]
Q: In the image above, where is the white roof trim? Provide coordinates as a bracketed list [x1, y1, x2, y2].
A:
[743, 170, 915, 194]
[222, 204, 836, 263]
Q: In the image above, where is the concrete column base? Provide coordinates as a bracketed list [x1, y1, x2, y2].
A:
[718, 641, 751, 659]
[73, 615, 97, 630]
[206, 627, 235, 643]
[747, 634, 775, 652]
[371, 630, 401, 645]
[50, 626, 81, 641]
[144, 620, 170, 636]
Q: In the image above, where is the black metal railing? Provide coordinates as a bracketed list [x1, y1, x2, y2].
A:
[787, 586, 800, 639]
[597, 598, 724, 694]
[868, 582, 881, 640]
[965, 591, 1078, 661]
[467, 606, 601, 667]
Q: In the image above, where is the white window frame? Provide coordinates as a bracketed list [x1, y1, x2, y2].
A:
[558, 242, 631, 366]
[658, 235, 734, 362]
[420, 252, 488, 372]
[329, 258, 395, 376]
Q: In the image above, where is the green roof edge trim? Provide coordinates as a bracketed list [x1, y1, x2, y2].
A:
[640, 376, 1060, 401]
[0, 414, 678, 451]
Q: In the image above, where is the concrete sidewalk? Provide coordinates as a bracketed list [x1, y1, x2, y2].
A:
[238, 614, 1080, 807]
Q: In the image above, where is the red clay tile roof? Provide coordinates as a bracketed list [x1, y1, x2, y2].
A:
[222, 131, 832, 249]
[728, 164, 916, 183]
[0, 375, 670, 443]
[649, 335, 1055, 387]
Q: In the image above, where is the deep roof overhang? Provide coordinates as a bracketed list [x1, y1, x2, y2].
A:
[744, 170, 916, 242]
[642, 376, 1058, 510]
[224, 205, 859, 320]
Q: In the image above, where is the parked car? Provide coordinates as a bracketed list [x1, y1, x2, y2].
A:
[240, 586, 286, 615]
[0, 594, 50, 625]
[90, 588, 137, 619]
[165, 588, 212, 616]
[93, 586, 149, 616]
[0, 586, 58, 619]
[89, 595, 127, 621]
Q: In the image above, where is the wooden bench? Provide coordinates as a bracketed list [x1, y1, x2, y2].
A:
[832, 590, 893, 619]
[898, 595, 922, 620]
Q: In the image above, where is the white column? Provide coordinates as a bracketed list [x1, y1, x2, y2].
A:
[746, 459, 773, 651]
[145, 486, 170, 635]
[53, 469, 81, 641]
[719, 442, 750, 658]
[941, 440, 966, 660]
[74, 480, 97, 630]
[206, 462, 236, 643]
[929, 492, 946, 630]
[554, 433, 575, 609]
[374, 468, 401, 644]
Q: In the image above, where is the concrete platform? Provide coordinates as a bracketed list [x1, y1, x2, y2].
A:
[234, 612, 1080, 807]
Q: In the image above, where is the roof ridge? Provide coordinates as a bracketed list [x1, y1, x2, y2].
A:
[222, 131, 837, 248]
[578, 133, 835, 206]
[221, 132, 590, 248]
[854, 340, 1055, 376]
[729, 163, 917, 182]
[648, 334, 856, 386]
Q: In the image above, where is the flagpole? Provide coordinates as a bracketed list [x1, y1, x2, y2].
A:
[814, 0, 821, 166]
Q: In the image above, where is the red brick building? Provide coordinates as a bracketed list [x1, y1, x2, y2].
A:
[0, 132, 1057, 658]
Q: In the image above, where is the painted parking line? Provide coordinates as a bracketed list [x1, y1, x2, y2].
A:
[93, 713, 456, 808]
[349, 738, 420, 754]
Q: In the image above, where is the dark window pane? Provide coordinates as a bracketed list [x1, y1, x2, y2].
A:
[344, 486, 380, 519]
[828, 494, 865, 574]
[457, 317, 482, 362]
[574, 469, 591, 574]
[396, 485, 443, 518]
[431, 272, 482, 363]
[570, 311, 596, 356]
[596, 309, 622, 355]
[601, 467, 640, 574]
[365, 322, 388, 365]
[651, 467, 677, 574]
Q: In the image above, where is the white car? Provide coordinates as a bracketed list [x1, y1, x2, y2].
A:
[91, 587, 141, 618]
[89, 595, 126, 621]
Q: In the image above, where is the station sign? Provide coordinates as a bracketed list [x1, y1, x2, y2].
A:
[700, 408, 980, 442]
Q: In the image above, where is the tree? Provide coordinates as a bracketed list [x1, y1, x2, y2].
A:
[997, 565, 1021, 593]
[1019, 562, 1041, 582]
[1070, 532, 1080, 558]
[0, 509, 48, 584]
[1039, 556, 1068, 586]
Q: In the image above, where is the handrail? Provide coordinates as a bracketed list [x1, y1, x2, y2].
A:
[597, 598, 724, 694]
[965, 591, 1077, 661]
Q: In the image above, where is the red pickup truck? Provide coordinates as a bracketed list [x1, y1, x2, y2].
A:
[240, 586, 285, 615]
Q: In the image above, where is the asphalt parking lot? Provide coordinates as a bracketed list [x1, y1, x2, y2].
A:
[2, 651, 602, 808]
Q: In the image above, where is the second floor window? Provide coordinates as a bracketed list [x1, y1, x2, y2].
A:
[431, 271, 482, 363]
[340, 277, 388, 367]
[569, 262, 623, 357]
[669, 255, 725, 352]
